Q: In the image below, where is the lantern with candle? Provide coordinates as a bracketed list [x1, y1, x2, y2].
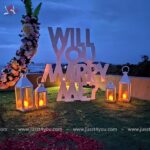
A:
[15, 74, 34, 112]
[118, 66, 131, 102]
[105, 82, 116, 103]
[34, 77, 47, 109]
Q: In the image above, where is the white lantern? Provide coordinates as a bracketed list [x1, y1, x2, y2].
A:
[118, 66, 131, 102]
[105, 82, 116, 103]
[15, 74, 34, 112]
[34, 78, 47, 109]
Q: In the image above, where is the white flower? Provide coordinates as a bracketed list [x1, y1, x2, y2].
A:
[23, 23, 34, 36]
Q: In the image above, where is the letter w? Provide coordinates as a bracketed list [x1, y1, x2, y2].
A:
[42, 64, 63, 83]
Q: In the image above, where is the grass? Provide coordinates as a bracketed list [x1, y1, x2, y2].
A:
[0, 87, 150, 150]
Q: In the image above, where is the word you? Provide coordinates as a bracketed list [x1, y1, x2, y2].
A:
[42, 27, 109, 102]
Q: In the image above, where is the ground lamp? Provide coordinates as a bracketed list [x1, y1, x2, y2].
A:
[35, 77, 47, 109]
[105, 82, 116, 103]
[118, 66, 131, 102]
[15, 74, 34, 112]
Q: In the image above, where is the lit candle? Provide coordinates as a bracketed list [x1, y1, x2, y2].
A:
[108, 95, 113, 101]
[39, 99, 44, 106]
[123, 93, 127, 99]
[24, 100, 29, 108]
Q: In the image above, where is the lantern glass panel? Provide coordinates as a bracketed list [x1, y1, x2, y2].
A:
[15, 87, 34, 111]
[38, 92, 46, 107]
[16, 88, 23, 110]
[35, 91, 47, 108]
[107, 89, 114, 101]
[23, 87, 34, 109]
[106, 89, 116, 102]
[120, 83, 129, 100]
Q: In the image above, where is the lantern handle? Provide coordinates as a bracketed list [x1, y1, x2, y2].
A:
[122, 66, 130, 73]
[20, 68, 29, 77]
[20, 73, 26, 77]
[36, 76, 45, 85]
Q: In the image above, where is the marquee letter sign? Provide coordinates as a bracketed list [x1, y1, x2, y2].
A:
[42, 27, 109, 102]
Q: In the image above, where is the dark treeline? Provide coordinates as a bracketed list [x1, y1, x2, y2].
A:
[107, 55, 150, 77]
[30, 55, 150, 77]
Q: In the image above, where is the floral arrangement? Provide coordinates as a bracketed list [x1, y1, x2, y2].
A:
[0, 131, 104, 150]
[0, 0, 42, 89]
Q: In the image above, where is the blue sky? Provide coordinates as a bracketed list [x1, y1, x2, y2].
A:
[0, 0, 150, 65]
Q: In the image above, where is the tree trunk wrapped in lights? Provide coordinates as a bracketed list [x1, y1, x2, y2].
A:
[0, 0, 42, 89]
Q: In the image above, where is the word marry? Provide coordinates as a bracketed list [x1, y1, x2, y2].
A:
[42, 63, 109, 101]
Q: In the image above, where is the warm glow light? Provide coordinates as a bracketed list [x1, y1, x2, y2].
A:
[123, 93, 127, 99]
[66, 83, 78, 90]
[108, 95, 113, 101]
[39, 99, 44, 106]
[101, 77, 105, 83]
[24, 100, 28, 108]
[66, 85, 69, 90]
[17, 101, 22, 108]
[75, 82, 78, 89]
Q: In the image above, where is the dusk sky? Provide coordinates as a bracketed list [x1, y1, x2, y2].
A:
[0, 0, 150, 65]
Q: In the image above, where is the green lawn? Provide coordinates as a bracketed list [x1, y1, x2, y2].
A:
[0, 87, 150, 150]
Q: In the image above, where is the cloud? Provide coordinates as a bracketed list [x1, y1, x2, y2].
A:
[0, 44, 18, 49]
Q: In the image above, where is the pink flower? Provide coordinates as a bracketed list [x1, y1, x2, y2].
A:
[0, 131, 104, 149]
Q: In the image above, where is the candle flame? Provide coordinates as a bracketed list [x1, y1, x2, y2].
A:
[123, 93, 127, 99]
[24, 100, 28, 108]
[108, 95, 113, 101]
[39, 99, 44, 106]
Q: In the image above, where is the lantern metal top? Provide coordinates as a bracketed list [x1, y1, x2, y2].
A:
[106, 82, 115, 89]
[35, 76, 47, 92]
[122, 66, 130, 73]
[15, 74, 33, 88]
[35, 83, 47, 92]
[120, 66, 131, 84]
